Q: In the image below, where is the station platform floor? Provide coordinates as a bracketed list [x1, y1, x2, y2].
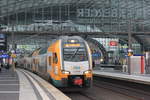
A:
[0, 68, 71, 100]
[94, 69, 150, 85]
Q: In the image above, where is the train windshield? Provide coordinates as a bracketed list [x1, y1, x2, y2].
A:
[63, 47, 88, 62]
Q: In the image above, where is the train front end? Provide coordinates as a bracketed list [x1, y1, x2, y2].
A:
[59, 36, 93, 88]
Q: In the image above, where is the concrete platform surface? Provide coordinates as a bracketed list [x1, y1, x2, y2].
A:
[94, 70, 150, 85]
[0, 68, 71, 100]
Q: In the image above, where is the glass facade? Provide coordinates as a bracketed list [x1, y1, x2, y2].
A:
[0, 0, 148, 33]
[93, 38, 141, 64]
[94, 38, 119, 51]
[0, 0, 149, 51]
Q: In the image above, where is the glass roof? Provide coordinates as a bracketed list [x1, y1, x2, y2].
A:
[0, 0, 150, 49]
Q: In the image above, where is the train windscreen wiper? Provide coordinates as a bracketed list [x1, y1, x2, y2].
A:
[69, 47, 80, 60]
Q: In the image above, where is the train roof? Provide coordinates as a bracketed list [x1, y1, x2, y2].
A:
[59, 36, 85, 42]
[26, 36, 86, 56]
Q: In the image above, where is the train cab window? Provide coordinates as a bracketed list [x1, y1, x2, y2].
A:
[53, 53, 58, 64]
[63, 47, 88, 62]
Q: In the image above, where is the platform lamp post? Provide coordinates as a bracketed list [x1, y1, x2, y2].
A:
[11, 25, 16, 73]
[128, 19, 132, 75]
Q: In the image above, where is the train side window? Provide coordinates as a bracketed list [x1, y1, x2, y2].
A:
[49, 56, 51, 65]
[53, 53, 58, 64]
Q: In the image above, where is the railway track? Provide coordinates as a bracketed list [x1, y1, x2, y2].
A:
[65, 92, 97, 100]
[93, 81, 142, 100]
[65, 77, 150, 100]
[93, 76, 150, 100]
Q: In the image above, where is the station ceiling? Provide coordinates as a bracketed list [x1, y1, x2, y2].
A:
[0, 0, 150, 50]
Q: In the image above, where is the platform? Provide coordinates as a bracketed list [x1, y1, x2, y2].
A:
[94, 70, 150, 85]
[0, 68, 71, 100]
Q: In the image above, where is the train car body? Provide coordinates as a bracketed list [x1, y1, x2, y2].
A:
[32, 48, 41, 72]
[21, 36, 93, 88]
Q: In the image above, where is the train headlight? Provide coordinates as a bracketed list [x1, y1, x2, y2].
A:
[84, 70, 92, 74]
[100, 58, 104, 62]
[62, 70, 70, 74]
[70, 40, 75, 43]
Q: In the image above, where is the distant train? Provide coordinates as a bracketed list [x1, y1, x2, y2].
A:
[18, 36, 93, 88]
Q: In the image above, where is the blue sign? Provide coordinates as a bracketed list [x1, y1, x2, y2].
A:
[133, 54, 144, 56]
[0, 54, 9, 58]
[92, 53, 101, 57]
